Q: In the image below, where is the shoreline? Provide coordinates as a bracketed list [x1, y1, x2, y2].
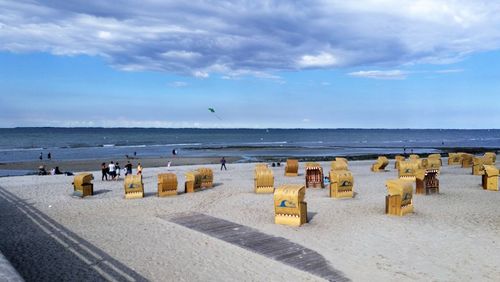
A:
[0, 146, 498, 175]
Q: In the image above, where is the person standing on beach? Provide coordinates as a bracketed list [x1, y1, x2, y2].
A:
[115, 162, 121, 180]
[101, 162, 108, 181]
[39, 152, 43, 161]
[47, 152, 51, 160]
[220, 157, 227, 170]
[137, 163, 143, 175]
[125, 161, 133, 175]
[108, 161, 116, 180]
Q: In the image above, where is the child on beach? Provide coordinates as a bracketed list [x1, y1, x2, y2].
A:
[137, 163, 143, 175]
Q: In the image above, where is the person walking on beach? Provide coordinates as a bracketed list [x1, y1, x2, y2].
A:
[108, 161, 116, 180]
[137, 163, 143, 175]
[115, 162, 121, 180]
[101, 162, 108, 181]
[125, 161, 132, 175]
[47, 152, 51, 160]
[220, 157, 227, 170]
[39, 152, 43, 161]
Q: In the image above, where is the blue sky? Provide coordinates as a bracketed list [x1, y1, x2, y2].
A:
[1, 1, 499, 128]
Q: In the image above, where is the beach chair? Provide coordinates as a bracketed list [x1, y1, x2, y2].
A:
[196, 168, 213, 188]
[255, 163, 268, 170]
[254, 168, 274, 194]
[385, 179, 414, 216]
[274, 184, 307, 226]
[472, 157, 487, 176]
[331, 160, 348, 171]
[284, 159, 299, 176]
[484, 152, 496, 164]
[398, 161, 419, 181]
[420, 158, 441, 173]
[157, 173, 178, 197]
[415, 169, 439, 195]
[428, 154, 442, 165]
[72, 173, 94, 197]
[394, 155, 405, 169]
[371, 156, 389, 172]
[305, 162, 324, 188]
[124, 175, 144, 199]
[448, 153, 462, 165]
[329, 170, 354, 199]
[482, 165, 498, 191]
[461, 153, 474, 168]
[335, 157, 348, 165]
[409, 154, 420, 161]
[184, 171, 202, 193]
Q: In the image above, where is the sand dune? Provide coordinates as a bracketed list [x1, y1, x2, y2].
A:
[0, 160, 499, 281]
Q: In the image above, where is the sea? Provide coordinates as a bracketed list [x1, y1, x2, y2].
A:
[1, 128, 499, 165]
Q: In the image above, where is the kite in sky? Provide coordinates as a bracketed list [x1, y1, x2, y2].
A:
[208, 108, 222, 120]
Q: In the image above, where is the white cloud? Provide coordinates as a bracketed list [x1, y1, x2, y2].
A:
[169, 81, 188, 87]
[297, 52, 338, 68]
[348, 70, 408, 80]
[435, 68, 464, 73]
[1, 1, 500, 76]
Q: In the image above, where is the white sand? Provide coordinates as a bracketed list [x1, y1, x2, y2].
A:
[1, 160, 499, 281]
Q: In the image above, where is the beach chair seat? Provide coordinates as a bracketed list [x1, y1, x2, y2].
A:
[72, 173, 94, 197]
[284, 159, 299, 176]
[461, 153, 474, 168]
[124, 175, 144, 199]
[185, 171, 202, 193]
[254, 168, 274, 194]
[484, 152, 496, 164]
[420, 158, 441, 173]
[196, 168, 213, 188]
[329, 170, 354, 199]
[157, 173, 178, 197]
[398, 160, 419, 181]
[371, 156, 389, 172]
[331, 160, 348, 171]
[385, 179, 414, 216]
[305, 162, 324, 188]
[448, 153, 463, 165]
[274, 184, 307, 226]
[482, 165, 498, 191]
[394, 155, 405, 169]
[415, 169, 439, 195]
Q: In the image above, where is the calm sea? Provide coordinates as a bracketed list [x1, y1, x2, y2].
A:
[0, 128, 499, 163]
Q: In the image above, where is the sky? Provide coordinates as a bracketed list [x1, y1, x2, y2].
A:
[0, 0, 500, 129]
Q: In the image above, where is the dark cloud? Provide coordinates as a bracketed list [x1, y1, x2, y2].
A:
[1, 0, 500, 77]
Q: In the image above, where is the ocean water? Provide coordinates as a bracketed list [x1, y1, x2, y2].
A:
[0, 128, 499, 163]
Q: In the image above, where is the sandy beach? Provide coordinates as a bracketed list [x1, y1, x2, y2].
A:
[0, 159, 499, 281]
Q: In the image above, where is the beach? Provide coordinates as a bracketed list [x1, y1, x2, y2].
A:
[0, 159, 499, 281]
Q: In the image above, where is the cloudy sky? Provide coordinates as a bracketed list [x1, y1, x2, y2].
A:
[1, 0, 499, 128]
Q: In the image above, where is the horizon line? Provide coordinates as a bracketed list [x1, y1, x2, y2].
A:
[2, 127, 500, 130]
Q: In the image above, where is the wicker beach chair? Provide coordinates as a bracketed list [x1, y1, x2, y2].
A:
[461, 153, 474, 168]
[331, 160, 348, 171]
[157, 173, 178, 197]
[196, 168, 213, 188]
[448, 153, 462, 165]
[420, 158, 441, 173]
[124, 175, 144, 199]
[254, 168, 274, 194]
[482, 165, 498, 191]
[415, 169, 439, 195]
[484, 152, 496, 164]
[371, 156, 389, 172]
[72, 173, 94, 197]
[398, 160, 419, 181]
[385, 179, 414, 216]
[285, 159, 299, 176]
[329, 170, 354, 199]
[394, 155, 405, 169]
[184, 171, 202, 193]
[305, 162, 324, 188]
[274, 184, 307, 226]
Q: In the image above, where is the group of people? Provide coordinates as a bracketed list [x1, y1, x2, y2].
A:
[101, 161, 142, 181]
[39, 152, 52, 161]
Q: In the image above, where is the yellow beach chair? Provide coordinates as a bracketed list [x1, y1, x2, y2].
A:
[482, 165, 498, 191]
[196, 168, 213, 188]
[185, 171, 202, 193]
[254, 168, 274, 194]
[329, 170, 354, 199]
[415, 169, 439, 195]
[158, 173, 178, 197]
[72, 173, 94, 197]
[124, 175, 144, 199]
[305, 162, 324, 188]
[385, 179, 414, 216]
[285, 159, 299, 176]
[274, 184, 307, 226]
